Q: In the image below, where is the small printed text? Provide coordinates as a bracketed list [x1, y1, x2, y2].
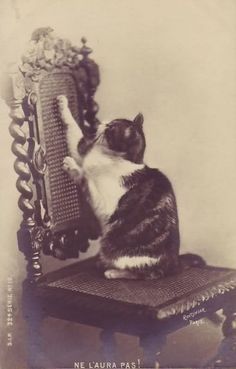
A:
[6, 277, 14, 347]
[74, 360, 141, 369]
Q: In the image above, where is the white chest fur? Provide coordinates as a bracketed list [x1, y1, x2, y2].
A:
[83, 147, 144, 225]
[86, 172, 126, 222]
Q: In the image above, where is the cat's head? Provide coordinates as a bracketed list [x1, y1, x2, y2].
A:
[96, 114, 146, 164]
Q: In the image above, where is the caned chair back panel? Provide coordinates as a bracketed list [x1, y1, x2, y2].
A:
[38, 72, 81, 233]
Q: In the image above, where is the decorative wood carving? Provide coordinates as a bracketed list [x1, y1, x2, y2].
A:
[6, 69, 43, 281]
[222, 300, 236, 337]
[207, 297, 236, 367]
[19, 27, 100, 136]
[3, 28, 101, 278]
[157, 275, 236, 319]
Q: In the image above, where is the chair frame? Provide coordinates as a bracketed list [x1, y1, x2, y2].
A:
[4, 27, 100, 281]
[3, 28, 236, 368]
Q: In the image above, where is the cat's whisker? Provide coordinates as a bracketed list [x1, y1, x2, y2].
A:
[96, 122, 107, 136]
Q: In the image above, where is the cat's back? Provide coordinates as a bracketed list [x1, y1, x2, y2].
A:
[110, 166, 177, 223]
[139, 166, 174, 202]
[101, 166, 180, 272]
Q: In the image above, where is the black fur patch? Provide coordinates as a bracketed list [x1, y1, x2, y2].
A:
[104, 119, 146, 164]
[100, 166, 180, 276]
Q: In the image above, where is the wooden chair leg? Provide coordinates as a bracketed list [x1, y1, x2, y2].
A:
[100, 329, 116, 362]
[215, 304, 236, 367]
[139, 331, 167, 369]
[22, 279, 48, 369]
[207, 302, 236, 367]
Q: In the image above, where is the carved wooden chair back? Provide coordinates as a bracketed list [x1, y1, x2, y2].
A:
[4, 28, 100, 281]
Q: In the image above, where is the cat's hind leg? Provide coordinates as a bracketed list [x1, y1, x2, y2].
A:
[104, 269, 139, 280]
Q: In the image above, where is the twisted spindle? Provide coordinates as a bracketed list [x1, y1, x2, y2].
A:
[9, 104, 42, 280]
[9, 114, 34, 221]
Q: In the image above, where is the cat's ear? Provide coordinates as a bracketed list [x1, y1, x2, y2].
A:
[133, 113, 144, 127]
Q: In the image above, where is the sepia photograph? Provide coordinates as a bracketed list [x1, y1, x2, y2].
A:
[0, 1, 236, 368]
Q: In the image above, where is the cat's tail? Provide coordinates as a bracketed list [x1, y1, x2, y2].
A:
[179, 253, 206, 269]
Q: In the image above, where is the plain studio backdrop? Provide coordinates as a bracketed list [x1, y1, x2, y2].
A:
[0, 0, 236, 367]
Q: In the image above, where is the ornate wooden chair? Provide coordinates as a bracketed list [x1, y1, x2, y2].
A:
[3, 28, 236, 368]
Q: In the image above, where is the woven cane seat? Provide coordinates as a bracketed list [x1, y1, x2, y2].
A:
[37, 257, 236, 329]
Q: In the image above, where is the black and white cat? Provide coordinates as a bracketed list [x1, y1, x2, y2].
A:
[57, 95, 202, 279]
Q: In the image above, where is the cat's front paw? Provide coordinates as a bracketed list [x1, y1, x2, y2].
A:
[57, 95, 68, 109]
[62, 156, 83, 183]
[62, 156, 77, 172]
[57, 95, 69, 124]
